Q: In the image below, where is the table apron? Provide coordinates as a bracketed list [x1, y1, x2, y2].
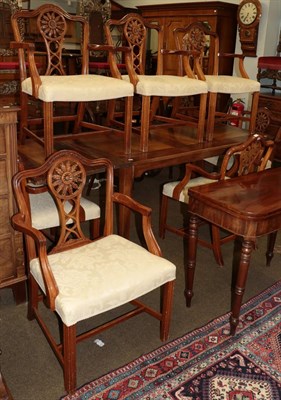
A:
[189, 200, 281, 239]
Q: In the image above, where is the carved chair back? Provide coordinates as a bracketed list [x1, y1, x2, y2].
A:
[13, 151, 114, 264]
[173, 21, 219, 76]
[11, 3, 90, 79]
[220, 134, 274, 179]
[105, 13, 164, 78]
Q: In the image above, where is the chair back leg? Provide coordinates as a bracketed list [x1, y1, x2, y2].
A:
[43, 102, 54, 158]
[249, 92, 260, 134]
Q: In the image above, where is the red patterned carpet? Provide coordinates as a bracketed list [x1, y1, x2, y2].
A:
[61, 281, 281, 400]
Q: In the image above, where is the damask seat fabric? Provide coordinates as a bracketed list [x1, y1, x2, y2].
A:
[162, 177, 216, 203]
[21, 75, 134, 102]
[205, 75, 260, 94]
[122, 74, 208, 97]
[30, 234, 176, 326]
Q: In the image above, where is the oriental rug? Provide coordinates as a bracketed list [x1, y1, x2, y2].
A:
[62, 280, 281, 400]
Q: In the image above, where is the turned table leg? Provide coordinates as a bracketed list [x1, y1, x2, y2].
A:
[230, 238, 254, 335]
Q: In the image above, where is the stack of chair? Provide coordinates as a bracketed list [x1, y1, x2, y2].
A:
[104, 13, 209, 152]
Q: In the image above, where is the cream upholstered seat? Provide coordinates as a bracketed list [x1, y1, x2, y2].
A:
[159, 134, 274, 266]
[30, 234, 175, 326]
[105, 13, 208, 152]
[11, 4, 134, 158]
[12, 150, 176, 395]
[173, 22, 260, 141]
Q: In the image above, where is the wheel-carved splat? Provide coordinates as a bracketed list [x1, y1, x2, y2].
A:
[47, 158, 89, 249]
[38, 10, 67, 75]
[182, 26, 206, 54]
[238, 141, 265, 175]
[124, 17, 146, 75]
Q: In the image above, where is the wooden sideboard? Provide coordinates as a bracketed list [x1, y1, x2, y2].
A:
[0, 106, 26, 303]
[138, 1, 238, 76]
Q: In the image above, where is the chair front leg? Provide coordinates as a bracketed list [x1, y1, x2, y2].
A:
[63, 324, 77, 394]
[159, 194, 169, 239]
[160, 280, 175, 342]
[206, 92, 217, 142]
[140, 95, 151, 152]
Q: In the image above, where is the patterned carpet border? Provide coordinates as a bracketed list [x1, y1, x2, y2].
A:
[61, 280, 281, 399]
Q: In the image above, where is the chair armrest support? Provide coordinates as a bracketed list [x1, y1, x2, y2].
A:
[10, 41, 42, 98]
[173, 163, 220, 199]
[88, 43, 138, 86]
[218, 52, 249, 78]
[161, 49, 204, 79]
[11, 213, 59, 310]
[112, 192, 162, 256]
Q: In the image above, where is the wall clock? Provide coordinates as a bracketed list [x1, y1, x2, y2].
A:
[237, 0, 262, 57]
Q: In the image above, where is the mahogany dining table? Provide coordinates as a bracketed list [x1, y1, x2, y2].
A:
[186, 167, 281, 335]
[18, 123, 250, 237]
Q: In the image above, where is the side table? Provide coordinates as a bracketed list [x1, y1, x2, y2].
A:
[187, 168, 281, 334]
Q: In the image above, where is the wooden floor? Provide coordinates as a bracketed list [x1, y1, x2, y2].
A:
[18, 123, 250, 179]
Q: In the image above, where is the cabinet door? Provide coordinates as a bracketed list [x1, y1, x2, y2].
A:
[0, 107, 25, 292]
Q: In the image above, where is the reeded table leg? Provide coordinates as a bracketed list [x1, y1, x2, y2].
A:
[185, 214, 199, 307]
[230, 238, 254, 335]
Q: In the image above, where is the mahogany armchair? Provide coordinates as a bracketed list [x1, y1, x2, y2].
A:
[173, 22, 261, 141]
[104, 13, 208, 152]
[12, 150, 176, 394]
[159, 134, 274, 267]
[10, 4, 134, 158]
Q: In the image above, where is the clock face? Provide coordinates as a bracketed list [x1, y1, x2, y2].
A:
[239, 2, 258, 25]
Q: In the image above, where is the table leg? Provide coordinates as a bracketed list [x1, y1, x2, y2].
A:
[185, 214, 199, 307]
[118, 166, 134, 238]
[230, 238, 254, 335]
[266, 230, 278, 266]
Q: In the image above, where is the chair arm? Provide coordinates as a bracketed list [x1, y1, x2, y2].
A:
[173, 163, 220, 199]
[11, 212, 59, 310]
[218, 52, 249, 78]
[88, 44, 138, 86]
[112, 192, 162, 257]
[161, 49, 204, 79]
[10, 41, 42, 98]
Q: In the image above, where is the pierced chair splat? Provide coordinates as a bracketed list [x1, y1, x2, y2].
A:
[10, 4, 134, 158]
[159, 134, 274, 267]
[12, 150, 176, 395]
[104, 13, 208, 152]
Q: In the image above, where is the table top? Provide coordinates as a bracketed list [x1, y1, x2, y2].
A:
[188, 167, 281, 238]
[18, 124, 249, 178]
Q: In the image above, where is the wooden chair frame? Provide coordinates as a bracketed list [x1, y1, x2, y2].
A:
[10, 4, 133, 157]
[173, 22, 260, 141]
[12, 150, 175, 394]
